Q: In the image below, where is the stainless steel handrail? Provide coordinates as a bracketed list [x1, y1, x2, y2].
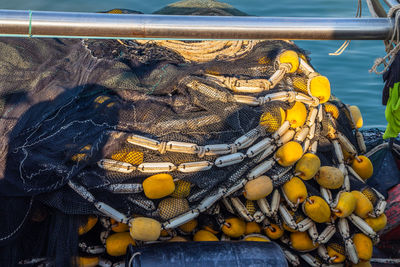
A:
[0, 9, 394, 40]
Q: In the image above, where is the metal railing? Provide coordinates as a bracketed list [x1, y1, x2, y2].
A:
[0, 0, 399, 41]
[0, 10, 395, 40]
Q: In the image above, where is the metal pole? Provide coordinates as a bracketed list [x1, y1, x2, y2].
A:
[0, 10, 394, 40]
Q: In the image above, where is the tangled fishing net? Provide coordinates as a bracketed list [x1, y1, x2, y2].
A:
[0, 1, 390, 266]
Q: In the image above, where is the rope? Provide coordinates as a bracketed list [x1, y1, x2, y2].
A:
[197, 146, 206, 158]
[0, 197, 33, 242]
[229, 144, 238, 154]
[128, 252, 142, 267]
[370, 5, 400, 74]
[364, 140, 400, 158]
[329, 40, 351, 56]
[329, 0, 361, 56]
[388, 4, 400, 18]
[158, 141, 167, 154]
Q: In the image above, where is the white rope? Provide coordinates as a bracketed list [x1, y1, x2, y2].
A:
[364, 142, 388, 158]
[0, 197, 33, 241]
[158, 141, 167, 154]
[329, 0, 361, 56]
[370, 5, 400, 74]
[364, 141, 400, 158]
[329, 40, 351, 56]
[128, 252, 142, 267]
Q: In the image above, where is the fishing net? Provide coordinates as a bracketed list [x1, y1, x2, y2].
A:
[0, 0, 391, 266]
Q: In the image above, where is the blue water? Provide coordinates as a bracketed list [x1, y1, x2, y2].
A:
[1, 0, 388, 128]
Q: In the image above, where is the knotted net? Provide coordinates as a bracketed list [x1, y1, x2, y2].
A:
[0, 1, 387, 266]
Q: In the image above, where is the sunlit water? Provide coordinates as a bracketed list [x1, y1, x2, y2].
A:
[0, 0, 388, 128]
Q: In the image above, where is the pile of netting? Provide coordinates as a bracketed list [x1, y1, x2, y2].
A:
[0, 1, 389, 266]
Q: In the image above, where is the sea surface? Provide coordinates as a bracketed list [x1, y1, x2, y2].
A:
[0, 0, 389, 128]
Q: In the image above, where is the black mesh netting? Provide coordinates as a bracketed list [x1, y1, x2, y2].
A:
[0, 1, 388, 266]
[0, 38, 307, 205]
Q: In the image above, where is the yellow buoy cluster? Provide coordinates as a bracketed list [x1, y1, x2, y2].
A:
[275, 141, 303, 167]
[78, 216, 98, 235]
[277, 150, 381, 266]
[259, 107, 286, 133]
[309, 75, 331, 104]
[295, 153, 321, 180]
[106, 232, 135, 257]
[130, 217, 161, 241]
[303, 196, 331, 223]
[286, 102, 307, 128]
[282, 177, 307, 204]
[142, 173, 175, 199]
[73, 48, 384, 267]
[352, 155, 374, 180]
[244, 176, 273, 200]
[248, 50, 379, 265]
[279, 50, 300, 73]
[315, 166, 344, 189]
